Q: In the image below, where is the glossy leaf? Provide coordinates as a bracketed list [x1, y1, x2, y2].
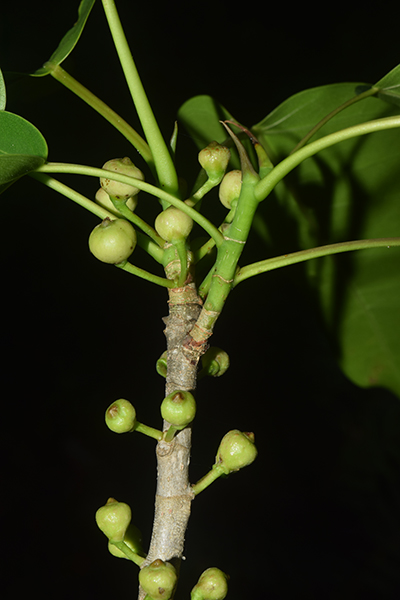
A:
[179, 76, 400, 398]
[0, 69, 5, 110]
[33, 0, 96, 76]
[251, 82, 400, 398]
[375, 63, 400, 107]
[0, 112, 48, 194]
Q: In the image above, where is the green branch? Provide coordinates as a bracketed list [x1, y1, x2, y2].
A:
[49, 65, 154, 169]
[255, 115, 400, 202]
[30, 172, 164, 264]
[290, 86, 379, 153]
[233, 238, 400, 286]
[117, 261, 175, 288]
[35, 162, 224, 246]
[101, 0, 179, 197]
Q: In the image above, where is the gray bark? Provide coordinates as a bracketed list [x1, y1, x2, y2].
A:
[138, 284, 206, 599]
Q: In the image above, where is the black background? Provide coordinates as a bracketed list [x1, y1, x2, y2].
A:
[2, 2, 400, 599]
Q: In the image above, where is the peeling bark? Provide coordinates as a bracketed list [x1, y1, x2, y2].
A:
[138, 283, 206, 599]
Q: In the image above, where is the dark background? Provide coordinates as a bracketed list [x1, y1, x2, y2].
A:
[2, 2, 400, 599]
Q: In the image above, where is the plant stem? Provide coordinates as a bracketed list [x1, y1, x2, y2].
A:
[233, 238, 400, 285]
[48, 65, 154, 169]
[191, 465, 225, 496]
[29, 172, 164, 263]
[289, 86, 379, 153]
[255, 115, 400, 202]
[110, 197, 165, 247]
[110, 541, 145, 566]
[116, 261, 175, 288]
[134, 422, 163, 441]
[101, 0, 179, 197]
[35, 163, 224, 246]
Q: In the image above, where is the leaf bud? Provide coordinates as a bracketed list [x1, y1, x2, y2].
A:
[215, 430, 257, 474]
[139, 559, 177, 600]
[108, 522, 144, 559]
[95, 187, 138, 214]
[89, 217, 137, 264]
[198, 142, 230, 183]
[219, 169, 242, 209]
[105, 399, 136, 433]
[100, 157, 144, 200]
[161, 390, 196, 429]
[95, 498, 131, 542]
[191, 567, 229, 600]
[155, 206, 193, 242]
[202, 347, 230, 377]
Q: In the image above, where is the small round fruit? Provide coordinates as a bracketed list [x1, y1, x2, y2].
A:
[198, 142, 231, 183]
[215, 430, 257, 474]
[191, 567, 229, 600]
[100, 157, 144, 200]
[219, 170, 242, 209]
[139, 559, 177, 600]
[95, 498, 132, 542]
[95, 187, 139, 214]
[155, 206, 193, 242]
[106, 399, 136, 433]
[161, 390, 196, 429]
[89, 218, 137, 264]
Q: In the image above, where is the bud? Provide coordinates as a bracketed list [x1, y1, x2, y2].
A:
[155, 206, 193, 242]
[100, 157, 144, 200]
[95, 498, 131, 542]
[95, 187, 138, 214]
[198, 142, 230, 183]
[161, 390, 196, 429]
[89, 217, 137, 264]
[202, 347, 230, 377]
[105, 399, 136, 433]
[215, 430, 257, 474]
[108, 522, 144, 559]
[219, 170, 242, 209]
[139, 559, 177, 600]
[191, 567, 229, 600]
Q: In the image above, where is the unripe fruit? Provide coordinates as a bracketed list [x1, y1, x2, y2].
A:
[155, 206, 193, 242]
[105, 399, 136, 433]
[215, 430, 257, 474]
[219, 170, 242, 209]
[139, 559, 177, 600]
[95, 187, 138, 214]
[198, 142, 230, 182]
[95, 498, 131, 542]
[161, 390, 196, 429]
[89, 217, 137, 264]
[100, 157, 144, 200]
[202, 347, 230, 377]
[108, 522, 144, 559]
[191, 567, 229, 600]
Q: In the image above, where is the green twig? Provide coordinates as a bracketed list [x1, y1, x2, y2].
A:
[35, 163, 224, 246]
[101, 0, 179, 197]
[255, 115, 400, 203]
[116, 261, 175, 288]
[191, 465, 225, 496]
[134, 422, 163, 441]
[48, 65, 154, 169]
[233, 238, 400, 286]
[109, 541, 145, 566]
[290, 86, 379, 154]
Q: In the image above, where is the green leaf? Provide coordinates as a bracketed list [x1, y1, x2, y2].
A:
[0, 69, 5, 110]
[178, 95, 235, 149]
[251, 83, 400, 398]
[374, 62, 400, 107]
[0, 112, 48, 194]
[32, 0, 96, 76]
